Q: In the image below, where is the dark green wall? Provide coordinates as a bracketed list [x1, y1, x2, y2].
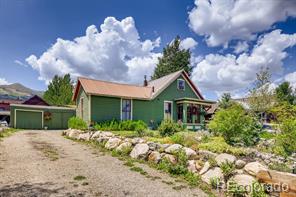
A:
[91, 96, 121, 122]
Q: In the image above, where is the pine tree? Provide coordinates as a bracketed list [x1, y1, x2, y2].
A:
[275, 81, 295, 105]
[152, 36, 192, 79]
[43, 74, 73, 106]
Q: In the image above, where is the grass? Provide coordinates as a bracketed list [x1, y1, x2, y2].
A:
[130, 166, 148, 175]
[74, 175, 86, 181]
[259, 131, 276, 140]
[0, 128, 19, 139]
[32, 141, 59, 161]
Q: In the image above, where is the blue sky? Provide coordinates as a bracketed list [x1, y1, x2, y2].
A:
[0, 0, 296, 100]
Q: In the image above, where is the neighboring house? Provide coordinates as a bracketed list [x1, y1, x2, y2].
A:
[73, 70, 215, 130]
[22, 95, 49, 106]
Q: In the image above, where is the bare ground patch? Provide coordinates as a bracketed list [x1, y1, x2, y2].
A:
[31, 140, 60, 161]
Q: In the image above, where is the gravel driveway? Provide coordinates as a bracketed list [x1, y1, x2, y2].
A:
[0, 130, 208, 197]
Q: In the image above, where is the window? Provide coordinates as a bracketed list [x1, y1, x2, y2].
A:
[164, 101, 172, 119]
[122, 99, 132, 120]
[177, 79, 185, 90]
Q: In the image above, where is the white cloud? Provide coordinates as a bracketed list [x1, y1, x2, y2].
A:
[188, 0, 296, 47]
[14, 60, 28, 67]
[192, 30, 296, 93]
[0, 78, 9, 85]
[284, 72, 296, 88]
[180, 37, 198, 50]
[26, 17, 161, 84]
[233, 41, 249, 54]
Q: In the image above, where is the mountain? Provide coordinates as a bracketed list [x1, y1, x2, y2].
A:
[0, 83, 43, 100]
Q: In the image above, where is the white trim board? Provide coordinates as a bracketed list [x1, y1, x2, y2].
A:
[14, 109, 44, 129]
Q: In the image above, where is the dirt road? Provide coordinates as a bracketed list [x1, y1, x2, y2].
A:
[0, 130, 208, 197]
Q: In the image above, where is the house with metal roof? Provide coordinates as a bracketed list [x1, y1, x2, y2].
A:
[73, 70, 215, 130]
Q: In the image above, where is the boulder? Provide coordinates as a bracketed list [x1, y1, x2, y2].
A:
[148, 151, 161, 163]
[130, 143, 149, 159]
[90, 131, 101, 139]
[105, 138, 122, 150]
[163, 154, 177, 164]
[195, 161, 203, 171]
[147, 142, 161, 151]
[68, 129, 81, 139]
[201, 167, 223, 184]
[199, 161, 210, 175]
[100, 131, 114, 138]
[96, 136, 111, 143]
[183, 147, 197, 159]
[231, 174, 255, 188]
[78, 132, 92, 141]
[116, 142, 132, 152]
[165, 144, 183, 154]
[215, 153, 237, 166]
[187, 160, 197, 173]
[131, 138, 145, 145]
[235, 160, 247, 169]
[244, 162, 267, 176]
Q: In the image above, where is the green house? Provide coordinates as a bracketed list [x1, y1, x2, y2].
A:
[73, 70, 215, 130]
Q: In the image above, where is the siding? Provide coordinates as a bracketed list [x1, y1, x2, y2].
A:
[91, 96, 121, 122]
[76, 87, 89, 123]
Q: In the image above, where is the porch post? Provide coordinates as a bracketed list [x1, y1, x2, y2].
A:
[182, 103, 187, 128]
[200, 105, 205, 129]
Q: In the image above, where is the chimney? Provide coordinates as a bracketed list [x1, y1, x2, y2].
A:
[143, 75, 148, 86]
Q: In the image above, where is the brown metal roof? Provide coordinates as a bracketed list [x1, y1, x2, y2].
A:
[78, 77, 152, 99]
[73, 70, 205, 101]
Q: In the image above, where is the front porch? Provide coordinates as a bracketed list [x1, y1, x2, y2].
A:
[175, 98, 215, 131]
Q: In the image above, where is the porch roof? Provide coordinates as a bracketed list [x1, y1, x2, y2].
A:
[174, 97, 216, 106]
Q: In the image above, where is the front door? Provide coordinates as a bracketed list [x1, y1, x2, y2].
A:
[164, 101, 173, 120]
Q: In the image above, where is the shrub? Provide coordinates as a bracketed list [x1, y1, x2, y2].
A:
[198, 137, 246, 156]
[251, 181, 267, 197]
[227, 180, 247, 197]
[276, 118, 296, 156]
[158, 119, 183, 136]
[208, 104, 260, 146]
[94, 120, 148, 132]
[210, 177, 221, 189]
[68, 117, 88, 130]
[220, 161, 235, 181]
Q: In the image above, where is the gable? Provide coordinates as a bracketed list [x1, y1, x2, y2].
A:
[154, 75, 200, 100]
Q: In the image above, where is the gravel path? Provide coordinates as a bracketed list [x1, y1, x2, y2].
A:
[0, 130, 208, 197]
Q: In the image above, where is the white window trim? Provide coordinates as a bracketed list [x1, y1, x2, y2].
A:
[177, 79, 185, 91]
[120, 98, 133, 121]
[163, 100, 173, 120]
[14, 109, 44, 129]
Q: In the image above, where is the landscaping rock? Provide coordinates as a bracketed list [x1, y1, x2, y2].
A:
[105, 138, 122, 150]
[187, 160, 197, 173]
[195, 161, 203, 171]
[78, 132, 92, 141]
[231, 174, 255, 188]
[147, 142, 161, 151]
[215, 153, 236, 166]
[183, 147, 197, 159]
[160, 144, 171, 150]
[235, 160, 247, 169]
[244, 162, 267, 176]
[100, 131, 114, 138]
[201, 167, 223, 184]
[96, 136, 111, 143]
[90, 131, 101, 139]
[68, 129, 81, 139]
[199, 161, 210, 175]
[148, 151, 161, 164]
[131, 138, 145, 145]
[165, 144, 182, 154]
[130, 143, 149, 159]
[163, 154, 177, 164]
[116, 142, 132, 152]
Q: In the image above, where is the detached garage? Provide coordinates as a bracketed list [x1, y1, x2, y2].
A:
[10, 104, 76, 130]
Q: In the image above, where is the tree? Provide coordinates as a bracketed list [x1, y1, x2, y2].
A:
[218, 93, 234, 109]
[43, 74, 73, 106]
[248, 67, 275, 118]
[275, 81, 295, 105]
[152, 36, 192, 79]
[208, 104, 260, 146]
